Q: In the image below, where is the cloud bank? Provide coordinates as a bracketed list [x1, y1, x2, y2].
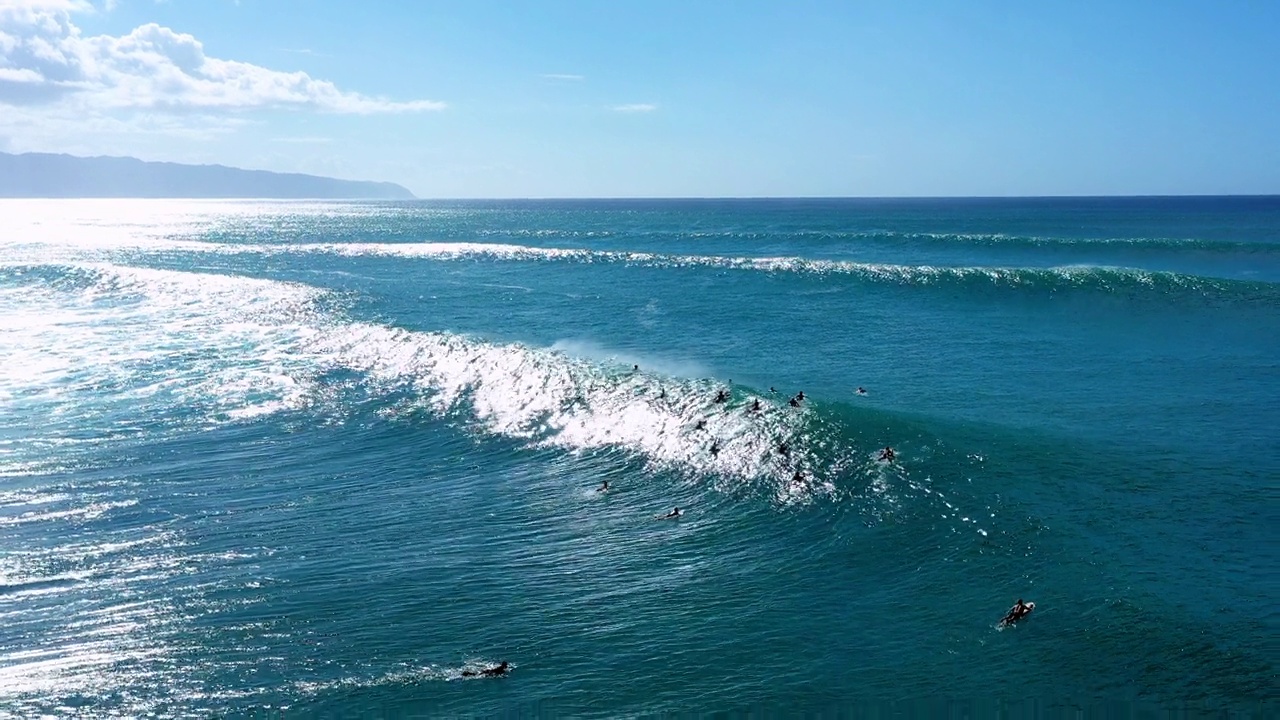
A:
[0, 0, 444, 114]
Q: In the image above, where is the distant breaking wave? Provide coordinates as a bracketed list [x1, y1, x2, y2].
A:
[124, 240, 1280, 301]
[4, 222, 1275, 299]
[472, 228, 1280, 253]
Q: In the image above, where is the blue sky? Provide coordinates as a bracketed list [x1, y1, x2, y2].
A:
[0, 0, 1277, 197]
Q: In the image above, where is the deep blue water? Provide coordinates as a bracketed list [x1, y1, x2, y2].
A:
[0, 197, 1276, 717]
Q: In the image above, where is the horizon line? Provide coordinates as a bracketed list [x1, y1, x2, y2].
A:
[2, 193, 1276, 201]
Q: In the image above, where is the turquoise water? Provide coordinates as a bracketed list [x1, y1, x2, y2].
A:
[0, 197, 1275, 717]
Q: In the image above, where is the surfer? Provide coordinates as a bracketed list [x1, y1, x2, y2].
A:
[856, 386, 867, 395]
[769, 386, 777, 394]
[598, 480, 609, 492]
[1000, 599, 1035, 626]
[878, 446, 895, 462]
[709, 441, 721, 456]
[792, 470, 804, 482]
[633, 364, 639, 372]
[788, 397, 799, 407]
[777, 442, 790, 456]
[657, 507, 682, 519]
[694, 419, 707, 431]
[714, 389, 729, 404]
[749, 399, 762, 414]
[462, 661, 510, 678]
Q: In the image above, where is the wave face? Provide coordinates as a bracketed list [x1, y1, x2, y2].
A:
[0, 198, 1276, 716]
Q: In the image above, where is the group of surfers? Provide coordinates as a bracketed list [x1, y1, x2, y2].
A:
[596, 381, 900, 520]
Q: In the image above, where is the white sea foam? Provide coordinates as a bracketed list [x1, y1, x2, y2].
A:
[0, 260, 841, 502]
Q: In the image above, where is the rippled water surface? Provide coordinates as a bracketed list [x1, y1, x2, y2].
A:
[1, 198, 1276, 716]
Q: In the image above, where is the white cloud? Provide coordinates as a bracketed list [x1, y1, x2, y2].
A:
[540, 73, 583, 81]
[0, 65, 40, 82]
[613, 103, 657, 113]
[0, 2, 445, 114]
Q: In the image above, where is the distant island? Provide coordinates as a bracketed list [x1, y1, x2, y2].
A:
[0, 152, 415, 199]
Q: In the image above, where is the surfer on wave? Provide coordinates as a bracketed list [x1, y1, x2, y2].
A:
[878, 446, 895, 462]
[656, 507, 682, 519]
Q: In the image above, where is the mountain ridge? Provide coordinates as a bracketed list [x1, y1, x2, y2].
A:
[0, 152, 415, 199]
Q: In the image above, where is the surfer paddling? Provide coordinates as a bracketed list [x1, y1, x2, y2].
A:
[656, 507, 682, 520]
[999, 599, 1035, 627]
[878, 446, 896, 462]
[462, 661, 510, 678]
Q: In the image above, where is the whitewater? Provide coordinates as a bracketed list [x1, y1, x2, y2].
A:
[0, 197, 1275, 716]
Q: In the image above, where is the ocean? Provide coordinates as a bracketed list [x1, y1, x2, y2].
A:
[0, 197, 1275, 717]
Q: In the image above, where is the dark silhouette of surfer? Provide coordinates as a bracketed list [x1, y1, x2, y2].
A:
[657, 507, 682, 519]
[714, 389, 729, 404]
[878, 446, 895, 462]
[463, 661, 510, 678]
[598, 480, 609, 492]
[999, 599, 1035, 627]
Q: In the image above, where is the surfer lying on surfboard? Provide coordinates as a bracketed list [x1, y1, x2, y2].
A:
[462, 661, 510, 678]
[999, 599, 1035, 627]
[656, 507, 682, 519]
